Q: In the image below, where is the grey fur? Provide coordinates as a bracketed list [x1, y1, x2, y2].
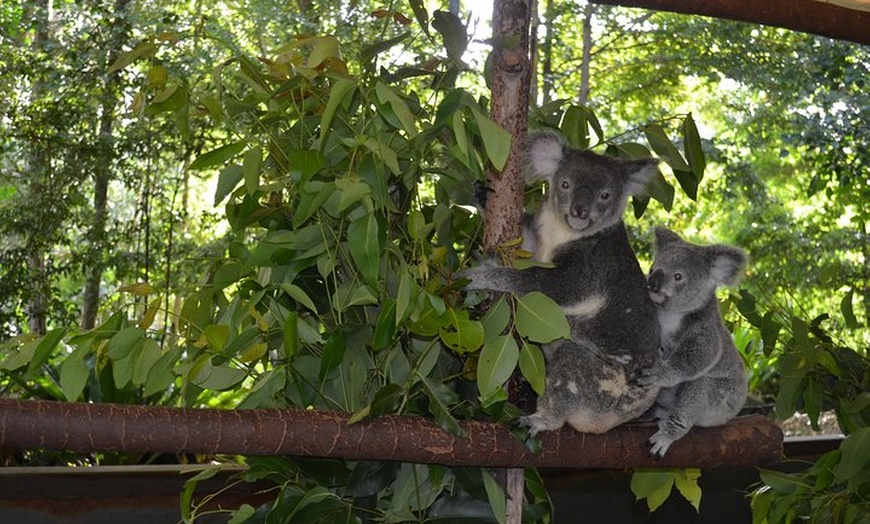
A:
[635, 227, 749, 457]
[463, 131, 662, 435]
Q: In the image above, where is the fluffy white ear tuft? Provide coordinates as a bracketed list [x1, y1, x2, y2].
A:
[527, 130, 564, 181]
[621, 157, 660, 197]
[708, 245, 748, 287]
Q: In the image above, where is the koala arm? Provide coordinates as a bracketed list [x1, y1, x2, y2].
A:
[634, 327, 723, 389]
[460, 264, 544, 296]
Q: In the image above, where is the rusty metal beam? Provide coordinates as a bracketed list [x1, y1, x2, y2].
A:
[589, 0, 870, 45]
[0, 399, 782, 469]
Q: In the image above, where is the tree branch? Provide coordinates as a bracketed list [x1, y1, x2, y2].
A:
[590, 0, 870, 45]
[0, 400, 783, 469]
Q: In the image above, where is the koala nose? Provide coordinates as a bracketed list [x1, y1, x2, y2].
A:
[648, 269, 665, 292]
[570, 205, 589, 219]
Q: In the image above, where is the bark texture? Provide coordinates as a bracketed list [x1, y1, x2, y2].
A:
[0, 400, 783, 469]
[484, 0, 533, 252]
[590, 0, 870, 45]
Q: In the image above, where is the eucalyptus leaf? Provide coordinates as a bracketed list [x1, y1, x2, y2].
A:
[515, 292, 570, 343]
[477, 335, 519, 397]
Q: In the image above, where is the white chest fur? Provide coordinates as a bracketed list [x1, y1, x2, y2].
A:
[533, 206, 584, 262]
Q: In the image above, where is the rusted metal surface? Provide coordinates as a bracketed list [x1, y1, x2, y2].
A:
[0, 399, 783, 469]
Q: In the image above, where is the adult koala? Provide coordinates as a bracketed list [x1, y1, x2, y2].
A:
[634, 227, 749, 457]
[463, 130, 662, 435]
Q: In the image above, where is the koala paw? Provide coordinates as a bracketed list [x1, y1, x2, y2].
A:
[648, 430, 675, 458]
[519, 413, 563, 437]
[629, 367, 659, 389]
[457, 263, 497, 291]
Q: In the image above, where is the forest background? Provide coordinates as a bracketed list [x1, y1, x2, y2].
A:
[0, 0, 868, 521]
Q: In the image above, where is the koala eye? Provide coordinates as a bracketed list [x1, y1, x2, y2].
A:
[599, 191, 611, 200]
[674, 272, 683, 281]
[560, 179, 570, 189]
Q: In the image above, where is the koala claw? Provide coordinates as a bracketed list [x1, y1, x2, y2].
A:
[519, 413, 563, 437]
[648, 431, 674, 458]
[629, 368, 659, 389]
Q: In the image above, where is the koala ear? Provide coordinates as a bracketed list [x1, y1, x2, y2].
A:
[620, 157, 660, 196]
[654, 227, 683, 248]
[707, 245, 748, 287]
[527, 130, 564, 181]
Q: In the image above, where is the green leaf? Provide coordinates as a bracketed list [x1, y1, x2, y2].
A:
[432, 10, 467, 62]
[242, 147, 263, 194]
[144, 347, 182, 397]
[190, 142, 247, 171]
[361, 32, 411, 67]
[214, 164, 244, 206]
[840, 289, 859, 329]
[106, 327, 146, 360]
[674, 469, 702, 512]
[108, 41, 158, 73]
[195, 364, 248, 391]
[561, 105, 590, 149]
[376, 82, 418, 136]
[481, 469, 507, 524]
[439, 308, 485, 353]
[373, 299, 397, 351]
[408, 0, 431, 38]
[682, 113, 706, 181]
[347, 213, 380, 287]
[280, 284, 318, 314]
[132, 339, 162, 386]
[293, 181, 335, 228]
[319, 78, 356, 144]
[515, 292, 570, 343]
[481, 296, 510, 343]
[60, 354, 89, 401]
[307, 36, 342, 68]
[420, 377, 465, 437]
[202, 324, 230, 352]
[396, 271, 415, 324]
[283, 312, 298, 359]
[472, 108, 511, 171]
[630, 470, 675, 512]
[228, 504, 256, 524]
[363, 137, 401, 175]
[834, 427, 870, 482]
[519, 342, 546, 396]
[759, 469, 807, 495]
[319, 330, 347, 381]
[27, 328, 67, 376]
[477, 335, 519, 397]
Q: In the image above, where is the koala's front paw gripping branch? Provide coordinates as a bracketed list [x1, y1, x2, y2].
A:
[0, 399, 781, 469]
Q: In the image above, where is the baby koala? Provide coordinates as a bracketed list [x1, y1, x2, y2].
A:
[633, 227, 749, 457]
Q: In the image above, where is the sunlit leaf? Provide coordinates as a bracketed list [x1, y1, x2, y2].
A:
[674, 469, 702, 512]
[439, 308, 484, 353]
[477, 335, 519, 397]
[472, 108, 511, 171]
[60, 354, 89, 401]
[630, 470, 675, 512]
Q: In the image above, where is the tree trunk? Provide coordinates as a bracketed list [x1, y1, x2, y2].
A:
[540, 0, 554, 105]
[578, 3, 594, 106]
[588, 0, 870, 46]
[22, 0, 54, 336]
[485, 0, 532, 252]
[81, 0, 131, 330]
[0, 400, 784, 469]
